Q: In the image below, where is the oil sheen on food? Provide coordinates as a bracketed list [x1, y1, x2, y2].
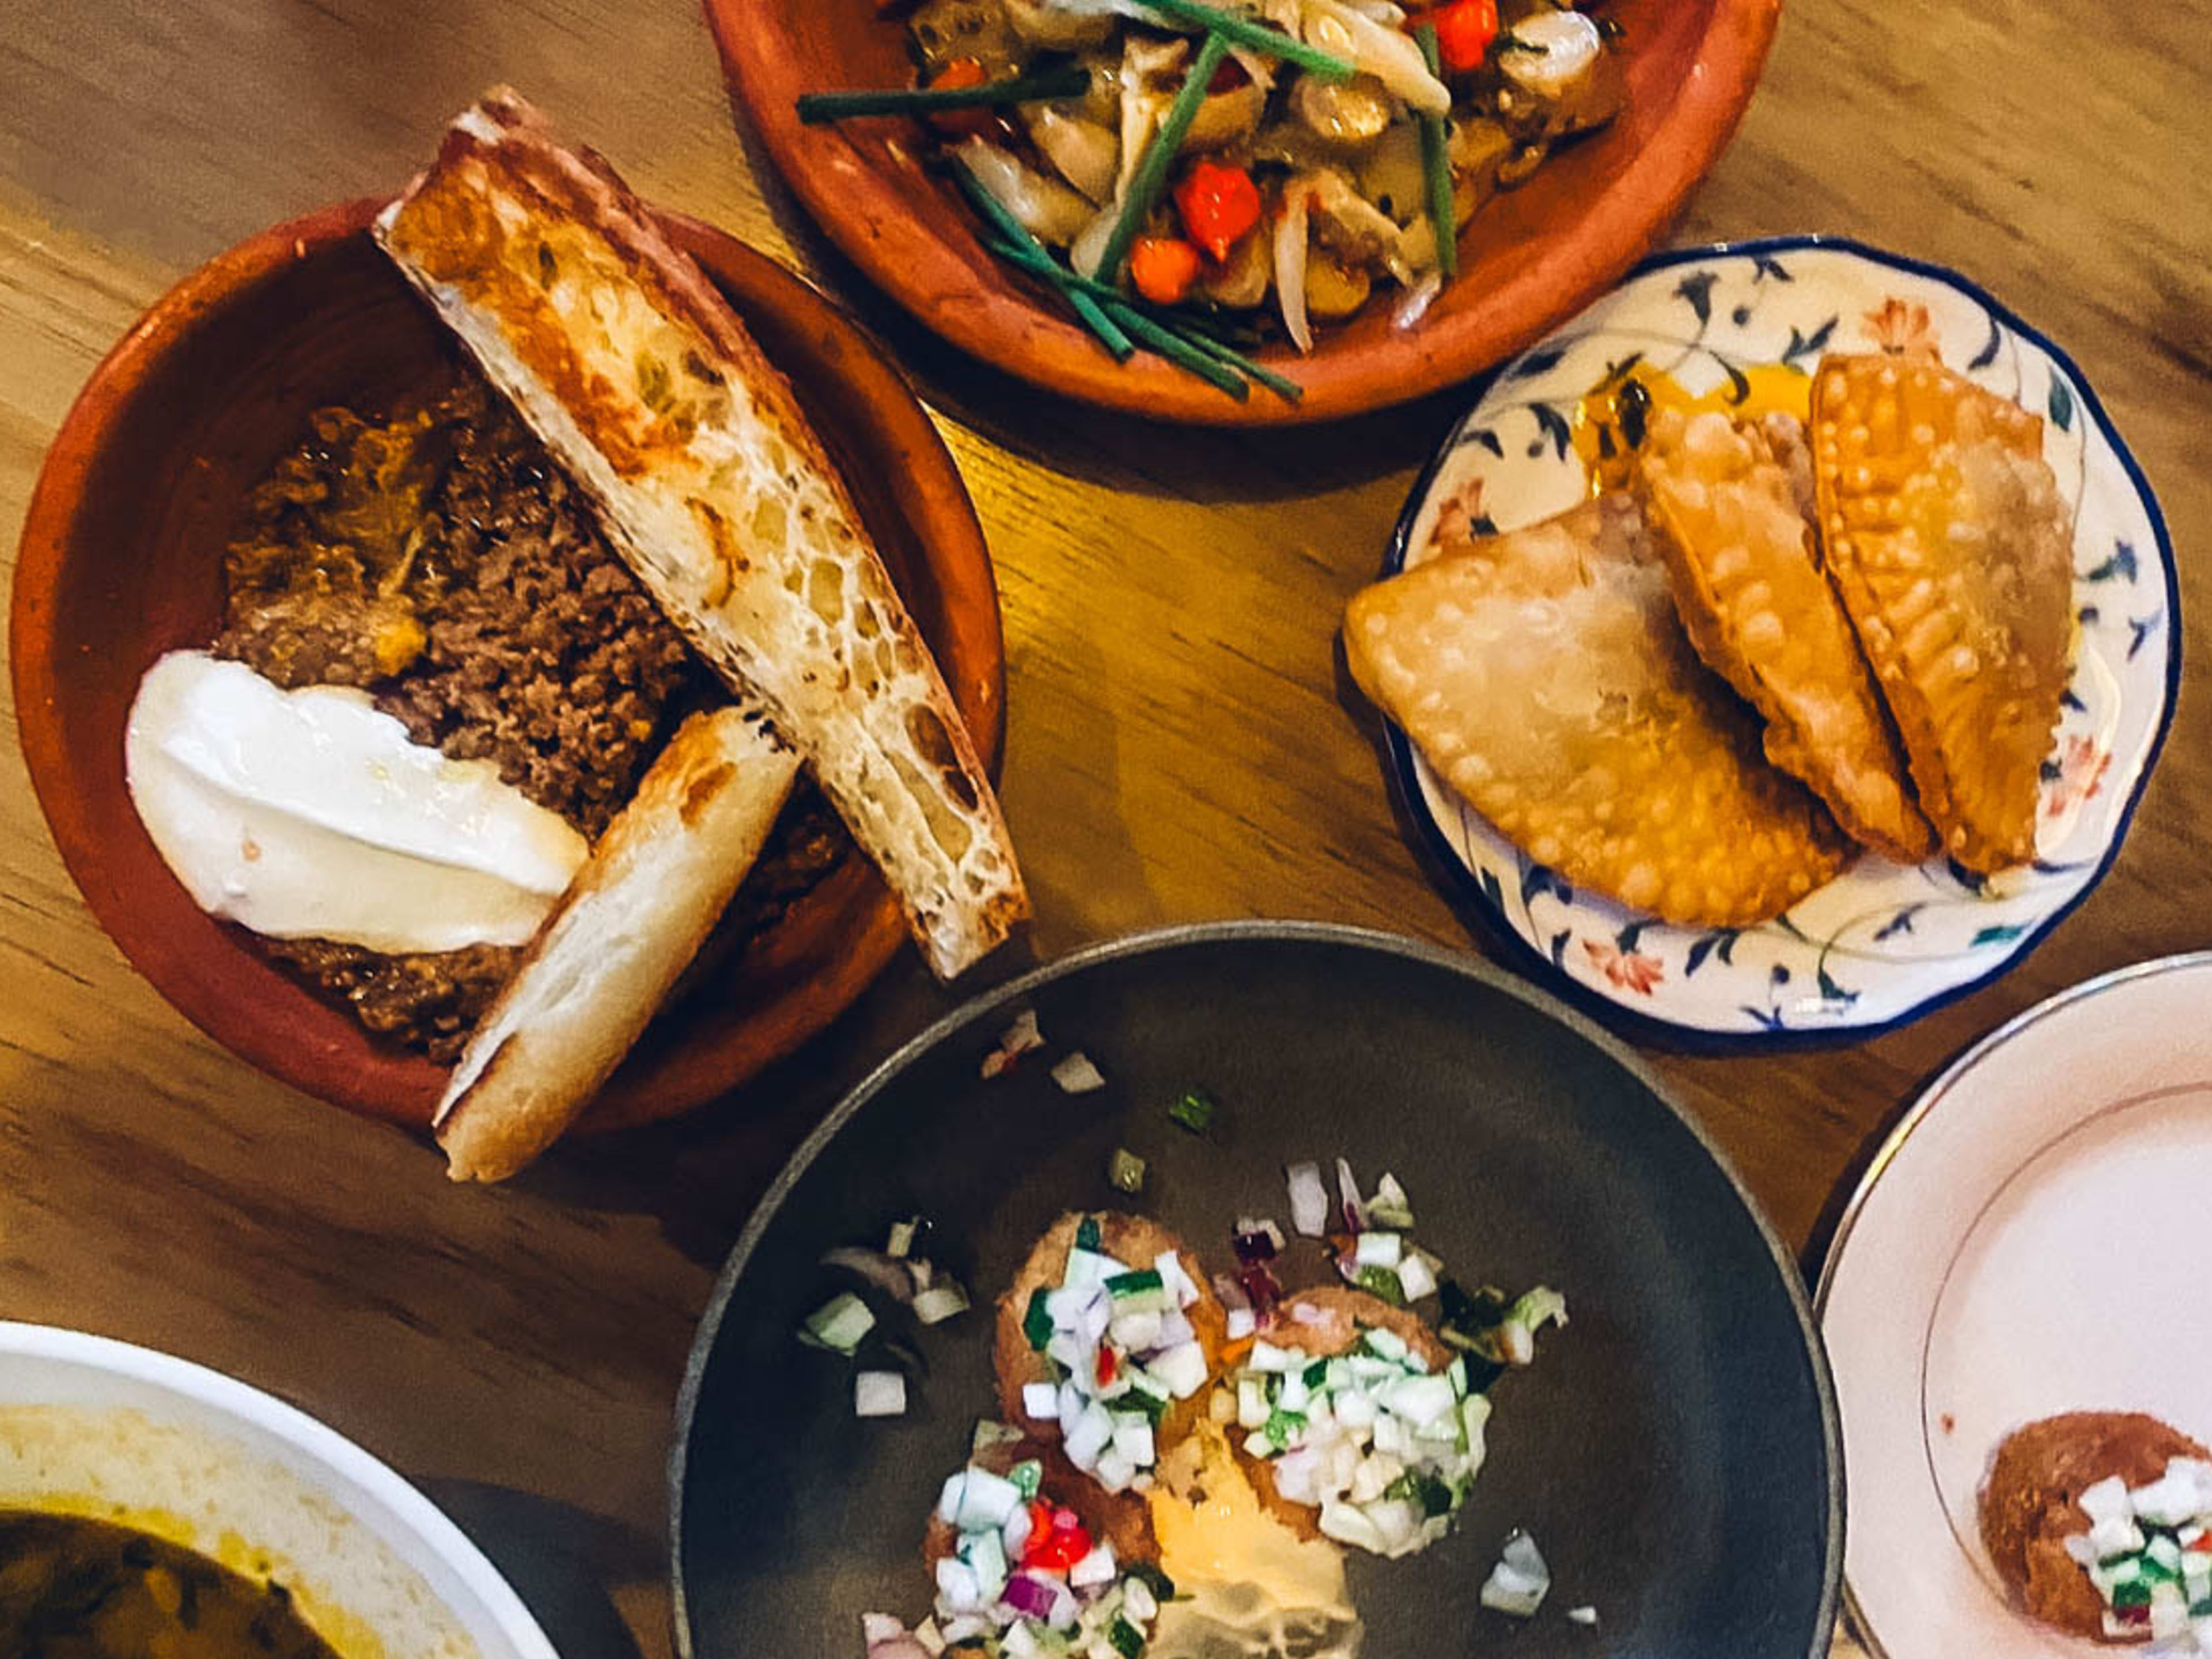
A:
[0, 1509, 346, 1659]
[1147, 1425, 1362, 1659]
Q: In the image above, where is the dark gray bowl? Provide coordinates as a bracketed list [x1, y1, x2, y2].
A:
[672, 922, 1842, 1657]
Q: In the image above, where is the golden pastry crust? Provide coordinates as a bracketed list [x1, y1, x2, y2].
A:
[1344, 493, 1850, 926]
[1641, 407, 1935, 863]
[1979, 1412, 2209, 1641]
[1809, 355, 2075, 873]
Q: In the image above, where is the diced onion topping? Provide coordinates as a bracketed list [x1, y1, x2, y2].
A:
[855, 1371, 908, 1418]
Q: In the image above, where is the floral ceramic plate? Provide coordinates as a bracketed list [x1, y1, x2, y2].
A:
[1380, 236, 2179, 1040]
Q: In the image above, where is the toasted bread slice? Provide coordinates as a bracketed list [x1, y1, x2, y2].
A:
[374, 88, 1027, 979]
[435, 707, 800, 1181]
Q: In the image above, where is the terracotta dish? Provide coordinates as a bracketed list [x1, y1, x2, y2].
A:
[707, 0, 1781, 426]
[10, 198, 1006, 1134]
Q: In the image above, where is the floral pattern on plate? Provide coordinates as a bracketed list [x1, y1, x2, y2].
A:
[1381, 238, 2179, 1039]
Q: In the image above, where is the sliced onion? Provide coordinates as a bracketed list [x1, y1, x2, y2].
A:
[855, 1370, 908, 1418]
[954, 138, 1096, 248]
[1000, 1573, 1059, 1619]
[1299, 0, 1449, 114]
[1286, 1161, 1330, 1235]
[1274, 190, 1314, 353]
[822, 1246, 923, 1304]
[1335, 1156, 1367, 1233]
[1393, 271, 1444, 331]
[914, 1283, 970, 1325]
[1480, 1529, 1551, 1616]
[1051, 1051, 1107, 1094]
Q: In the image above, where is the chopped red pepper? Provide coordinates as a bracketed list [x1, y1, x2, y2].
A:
[2188, 1533, 2212, 1552]
[1173, 160, 1264, 263]
[1095, 1345, 1119, 1387]
[923, 57, 997, 137]
[1020, 1503, 1093, 1571]
[1419, 0, 1499, 73]
[1127, 236, 1205, 304]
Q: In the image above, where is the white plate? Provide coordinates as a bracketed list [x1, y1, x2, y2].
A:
[1381, 237, 2179, 1039]
[0, 1323, 558, 1659]
[1816, 955, 2212, 1657]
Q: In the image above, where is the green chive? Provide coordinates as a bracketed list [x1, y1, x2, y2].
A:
[1096, 31, 1232, 286]
[798, 65, 1089, 123]
[1105, 1267, 1165, 1298]
[1134, 0, 1355, 79]
[1167, 1088, 1220, 1134]
[1108, 1616, 1146, 1659]
[1098, 301, 1247, 399]
[1166, 326, 1305, 402]
[1414, 24, 1458, 281]
[952, 161, 1134, 360]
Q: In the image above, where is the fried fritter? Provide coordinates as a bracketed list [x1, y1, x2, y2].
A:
[923, 1435, 1160, 1573]
[1641, 407, 1935, 863]
[1344, 493, 1851, 927]
[1810, 355, 2075, 873]
[993, 1212, 1227, 1461]
[1233, 1287, 1452, 1543]
[1979, 1412, 2209, 1640]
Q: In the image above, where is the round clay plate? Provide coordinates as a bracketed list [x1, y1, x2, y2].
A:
[1381, 237, 2179, 1041]
[707, 0, 1780, 425]
[1817, 953, 2212, 1658]
[672, 922, 1842, 1658]
[10, 198, 1005, 1134]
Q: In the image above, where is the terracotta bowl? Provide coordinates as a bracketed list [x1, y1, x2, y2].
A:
[707, 0, 1781, 426]
[10, 198, 1005, 1135]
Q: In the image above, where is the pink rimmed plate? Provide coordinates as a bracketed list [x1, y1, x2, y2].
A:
[1817, 953, 2212, 1657]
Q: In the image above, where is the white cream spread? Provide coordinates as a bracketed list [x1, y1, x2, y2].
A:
[124, 650, 587, 953]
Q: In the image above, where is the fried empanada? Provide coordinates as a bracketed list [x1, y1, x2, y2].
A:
[1344, 493, 1850, 926]
[1641, 406, 1936, 863]
[1809, 356, 2074, 873]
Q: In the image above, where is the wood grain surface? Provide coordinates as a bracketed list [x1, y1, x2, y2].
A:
[1, 2, 2203, 1655]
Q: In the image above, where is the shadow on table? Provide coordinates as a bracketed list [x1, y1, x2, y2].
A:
[716, 84, 1471, 509]
[418, 1478, 660, 1659]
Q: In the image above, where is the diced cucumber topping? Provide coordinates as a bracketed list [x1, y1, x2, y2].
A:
[1075, 1216, 1103, 1252]
[1023, 1288, 1055, 1351]
[1009, 1458, 1043, 1499]
[1359, 1327, 1410, 1362]
[799, 1291, 876, 1355]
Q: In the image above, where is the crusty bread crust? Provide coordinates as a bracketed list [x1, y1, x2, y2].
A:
[994, 1213, 1228, 1457]
[374, 88, 1027, 980]
[1238, 1287, 1452, 1539]
[434, 707, 799, 1181]
[1979, 1411, 2209, 1641]
[922, 1437, 1158, 1574]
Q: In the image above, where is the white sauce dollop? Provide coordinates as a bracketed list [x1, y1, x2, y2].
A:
[125, 650, 587, 953]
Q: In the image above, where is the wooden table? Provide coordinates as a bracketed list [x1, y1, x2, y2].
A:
[1, 2, 2204, 1654]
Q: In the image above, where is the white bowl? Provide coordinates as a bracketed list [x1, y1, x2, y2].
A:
[0, 1322, 557, 1659]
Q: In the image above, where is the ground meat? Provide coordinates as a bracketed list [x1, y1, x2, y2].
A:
[212, 368, 848, 1059]
[257, 938, 522, 1064]
[217, 374, 700, 836]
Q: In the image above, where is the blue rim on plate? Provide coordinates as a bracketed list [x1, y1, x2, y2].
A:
[1377, 234, 2181, 1047]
